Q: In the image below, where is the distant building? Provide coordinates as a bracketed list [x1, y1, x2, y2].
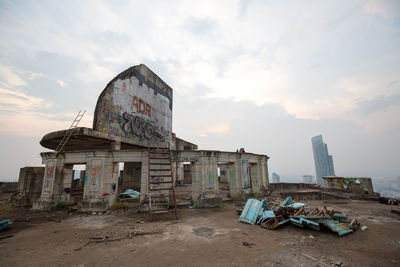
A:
[271, 173, 280, 183]
[302, 175, 315, 184]
[312, 135, 335, 186]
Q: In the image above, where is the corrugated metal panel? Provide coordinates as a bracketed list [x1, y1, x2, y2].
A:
[319, 219, 353, 236]
[239, 198, 267, 224]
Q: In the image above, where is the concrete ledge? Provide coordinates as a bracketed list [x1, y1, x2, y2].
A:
[77, 199, 108, 212]
[32, 197, 57, 210]
[196, 194, 222, 208]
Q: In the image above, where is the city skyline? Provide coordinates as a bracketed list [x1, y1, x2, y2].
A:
[0, 1, 399, 181]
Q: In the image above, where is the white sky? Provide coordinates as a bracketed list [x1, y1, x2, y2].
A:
[0, 0, 399, 181]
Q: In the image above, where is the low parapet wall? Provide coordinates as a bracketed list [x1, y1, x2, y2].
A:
[270, 183, 320, 191]
[0, 182, 17, 193]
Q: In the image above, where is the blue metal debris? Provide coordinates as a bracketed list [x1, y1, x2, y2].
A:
[119, 189, 140, 199]
[239, 198, 268, 224]
[286, 202, 306, 209]
[257, 209, 276, 224]
[279, 196, 306, 209]
[280, 196, 294, 207]
[0, 219, 12, 231]
[240, 196, 357, 236]
[290, 217, 321, 231]
[319, 219, 354, 236]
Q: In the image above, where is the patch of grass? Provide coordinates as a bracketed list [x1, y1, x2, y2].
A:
[55, 201, 68, 210]
[111, 200, 129, 210]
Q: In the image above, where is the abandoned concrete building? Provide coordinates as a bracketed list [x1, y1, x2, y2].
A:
[20, 64, 270, 212]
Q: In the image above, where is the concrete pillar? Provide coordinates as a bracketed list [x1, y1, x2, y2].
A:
[250, 162, 261, 193]
[192, 156, 220, 207]
[140, 156, 148, 203]
[78, 154, 116, 212]
[60, 165, 73, 202]
[33, 157, 65, 210]
[229, 157, 242, 198]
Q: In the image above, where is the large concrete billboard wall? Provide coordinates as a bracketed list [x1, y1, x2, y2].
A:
[93, 64, 173, 147]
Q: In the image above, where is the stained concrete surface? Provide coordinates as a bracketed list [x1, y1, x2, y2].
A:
[1, 200, 400, 266]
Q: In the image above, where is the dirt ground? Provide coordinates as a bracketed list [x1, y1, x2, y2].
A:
[1, 199, 400, 267]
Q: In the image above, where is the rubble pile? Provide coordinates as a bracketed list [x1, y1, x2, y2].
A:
[239, 196, 360, 236]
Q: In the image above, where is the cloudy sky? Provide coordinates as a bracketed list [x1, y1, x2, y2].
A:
[0, 0, 399, 181]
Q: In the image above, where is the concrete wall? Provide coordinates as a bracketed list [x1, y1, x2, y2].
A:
[323, 176, 374, 194]
[0, 182, 17, 193]
[13, 167, 44, 206]
[93, 64, 173, 148]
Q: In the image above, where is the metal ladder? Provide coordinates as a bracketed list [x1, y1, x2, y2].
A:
[55, 110, 86, 152]
[147, 144, 177, 219]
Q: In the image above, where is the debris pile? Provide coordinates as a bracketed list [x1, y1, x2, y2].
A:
[239, 196, 360, 236]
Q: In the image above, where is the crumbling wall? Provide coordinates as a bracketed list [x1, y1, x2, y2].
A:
[13, 167, 44, 206]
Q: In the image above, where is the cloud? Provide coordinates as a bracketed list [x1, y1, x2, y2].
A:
[0, 87, 50, 111]
[0, 64, 26, 88]
[364, 0, 400, 18]
[57, 79, 67, 87]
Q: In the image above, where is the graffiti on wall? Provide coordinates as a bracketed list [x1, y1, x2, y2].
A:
[44, 165, 54, 192]
[334, 178, 366, 191]
[88, 160, 102, 196]
[121, 112, 169, 142]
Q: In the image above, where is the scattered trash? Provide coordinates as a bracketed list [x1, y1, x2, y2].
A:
[119, 189, 140, 199]
[361, 225, 367, 231]
[75, 230, 162, 251]
[238, 196, 359, 236]
[92, 212, 97, 215]
[349, 218, 360, 230]
[332, 261, 342, 266]
[309, 235, 314, 239]
[0, 219, 12, 231]
[379, 197, 399, 205]
[136, 219, 144, 224]
[242, 241, 254, 248]
[236, 208, 243, 215]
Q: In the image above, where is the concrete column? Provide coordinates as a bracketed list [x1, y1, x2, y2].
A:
[250, 162, 261, 193]
[140, 155, 148, 203]
[33, 157, 65, 210]
[78, 154, 114, 212]
[191, 158, 202, 203]
[229, 157, 242, 198]
[60, 165, 73, 202]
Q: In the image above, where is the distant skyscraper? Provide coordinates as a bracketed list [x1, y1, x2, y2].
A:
[302, 175, 315, 184]
[311, 135, 335, 186]
[271, 173, 280, 183]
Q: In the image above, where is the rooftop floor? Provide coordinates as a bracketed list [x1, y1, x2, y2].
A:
[1, 198, 399, 266]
